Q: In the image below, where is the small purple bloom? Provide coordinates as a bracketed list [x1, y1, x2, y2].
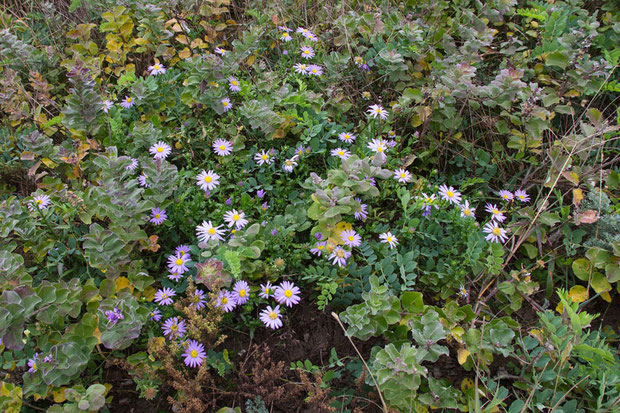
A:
[183, 340, 206, 367]
[259, 282, 273, 299]
[271, 228, 278, 236]
[150, 208, 167, 225]
[274, 281, 301, 307]
[162, 317, 186, 339]
[225, 198, 232, 206]
[314, 232, 323, 240]
[190, 289, 207, 310]
[150, 309, 162, 321]
[105, 306, 124, 326]
[154, 287, 176, 306]
[232, 281, 250, 305]
[260, 305, 283, 329]
[27, 353, 39, 372]
[256, 189, 266, 199]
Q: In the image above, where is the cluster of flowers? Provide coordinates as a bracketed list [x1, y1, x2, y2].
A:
[309, 229, 399, 268]
[431, 185, 530, 243]
[215, 280, 301, 329]
[277, 26, 323, 76]
[26, 352, 53, 373]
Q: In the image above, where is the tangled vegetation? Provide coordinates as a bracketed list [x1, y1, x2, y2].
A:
[0, 0, 619, 412]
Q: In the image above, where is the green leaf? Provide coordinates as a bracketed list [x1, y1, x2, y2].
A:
[401, 291, 424, 313]
[572, 258, 591, 281]
[545, 51, 569, 68]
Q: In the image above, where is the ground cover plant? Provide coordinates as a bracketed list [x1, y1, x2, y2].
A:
[0, 0, 619, 411]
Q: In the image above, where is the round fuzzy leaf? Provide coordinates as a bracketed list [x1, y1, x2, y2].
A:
[591, 272, 612, 294]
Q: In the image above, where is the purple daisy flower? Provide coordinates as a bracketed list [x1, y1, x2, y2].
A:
[125, 158, 138, 171]
[150, 208, 167, 225]
[154, 287, 176, 306]
[27, 353, 39, 372]
[162, 317, 186, 339]
[354, 198, 368, 221]
[309, 241, 326, 256]
[329, 247, 351, 268]
[515, 189, 530, 203]
[216, 290, 236, 312]
[149, 309, 162, 321]
[260, 305, 283, 329]
[120, 96, 135, 108]
[183, 340, 206, 367]
[341, 229, 361, 248]
[232, 280, 250, 305]
[307, 64, 323, 76]
[228, 76, 241, 92]
[138, 174, 150, 188]
[259, 282, 273, 299]
[168, 272, 182, 282]
[274, 281, 301, 307]
[175, 245, 191, 258]
[499, 190, 514, 201]
[221, 97, 232, 112]
[167, 253, 190, 274]
[190, 289, 207, 310]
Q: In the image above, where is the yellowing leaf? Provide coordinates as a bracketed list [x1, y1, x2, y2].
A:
[142, 286, 156, 302]
[461, 378, 474, 392]
[53, 388, 67, 403]
[93, 326, 102, 344]
[529, 329, 544, 344]
[457, 348, 470, 365]
[591, 272, 612, 294]
[568, 285, 588, 303]
[178, 47, 191, 59]
[115, 276, 133, 292]
[572, 188, 583, 206]
[176, 35, 189, 45]
[246, 54, 256, 66]
[601, 291, 611, 303]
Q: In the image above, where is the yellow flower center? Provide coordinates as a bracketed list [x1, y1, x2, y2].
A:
[35, 199, 42, 204]
[157, 147, 163, 152]
[336, 249, 345, 258]
[400, 173, 406, 178]
[204, 176, 212, 182]
[304, 50, 310, 55]
[338, 151, 344, 156]
[284, 290, 292, 298]
[262, 154, 268, 160]
[162, 293, 167, 299]
[154, 65, 159, 69]
[464, 209, 471, 216]
[286, 161, 292, 166]
[239, 290, 246, 297]
[493, 208, 499, 214]
[219, 145, 226, 150]
[175, 258, 183, 265]
[347, 235, 354, 241]
[221, 297, 228, 304]
[446, 191, 454, 198]
[518, 195, 524, 199]
[233, 214, 240, 221]
[317, 245, 324, 250]
[492, 227, 502, 236]
[32, 363, 37, 370]
[376, 108, 381, 113]
[190, 350, 198, 358]
[377, 146, 383, 152]
[232, 80, 238, 85]
[208, 228, 216, 235]
[312, 69, 317, 73]
[269, 311, 278, 320]
[155, 214, 160, 219]
[222, 101, 229, 106]
[127, 98, 132, 102]
[387, 237, 393, 242]
[170, 324, 177, 331]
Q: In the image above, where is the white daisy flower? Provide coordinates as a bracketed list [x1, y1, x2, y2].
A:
[223, 209, 249, 230]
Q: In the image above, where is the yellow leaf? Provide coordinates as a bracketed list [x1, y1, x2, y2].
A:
[601, 291, 611, 303]
[178, 47, 191, 59]
[568, 285, 588, 303]
[564, 90, 580, 97]
[93, 327, 102, 344]
[142, 286, 156, 302]
[53, 388, 67, 403]
[572, 188, 583, 206]
[115, 276, 133, 292]
[457, 348, 470, 365]
[461, 378, 474, 392]
[104, 383, 113, 396]
[529, 328, 544, 344]
[176, 34, 189, 45]
[246, 54, 256, 66]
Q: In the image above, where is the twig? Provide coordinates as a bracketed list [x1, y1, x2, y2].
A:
[331, 312, 388, 413]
